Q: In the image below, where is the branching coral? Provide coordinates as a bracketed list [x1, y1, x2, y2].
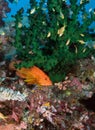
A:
[12, 0, 95, 83]
[0, 87, 27, 101]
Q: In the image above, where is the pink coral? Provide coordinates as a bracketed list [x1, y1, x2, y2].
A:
[69, 77, 82, 91]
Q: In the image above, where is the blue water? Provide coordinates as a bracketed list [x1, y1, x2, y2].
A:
[7, 0, 95, 17]
[5, 0, 95, 29]
[7, 0, 30, 17]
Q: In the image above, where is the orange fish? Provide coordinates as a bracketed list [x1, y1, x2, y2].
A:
[16, 66, 53, 86]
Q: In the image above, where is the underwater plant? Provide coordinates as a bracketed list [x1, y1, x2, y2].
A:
[13, 0, 95, 82]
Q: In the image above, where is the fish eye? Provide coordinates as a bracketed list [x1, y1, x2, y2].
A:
[45, 78, 47, 80]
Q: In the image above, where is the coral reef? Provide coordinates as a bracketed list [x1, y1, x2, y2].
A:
[13, 0, 95, 82]
[0, 87, 27, 101]
[0, 0, 11, 26]
[0, 0, 95, 129]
